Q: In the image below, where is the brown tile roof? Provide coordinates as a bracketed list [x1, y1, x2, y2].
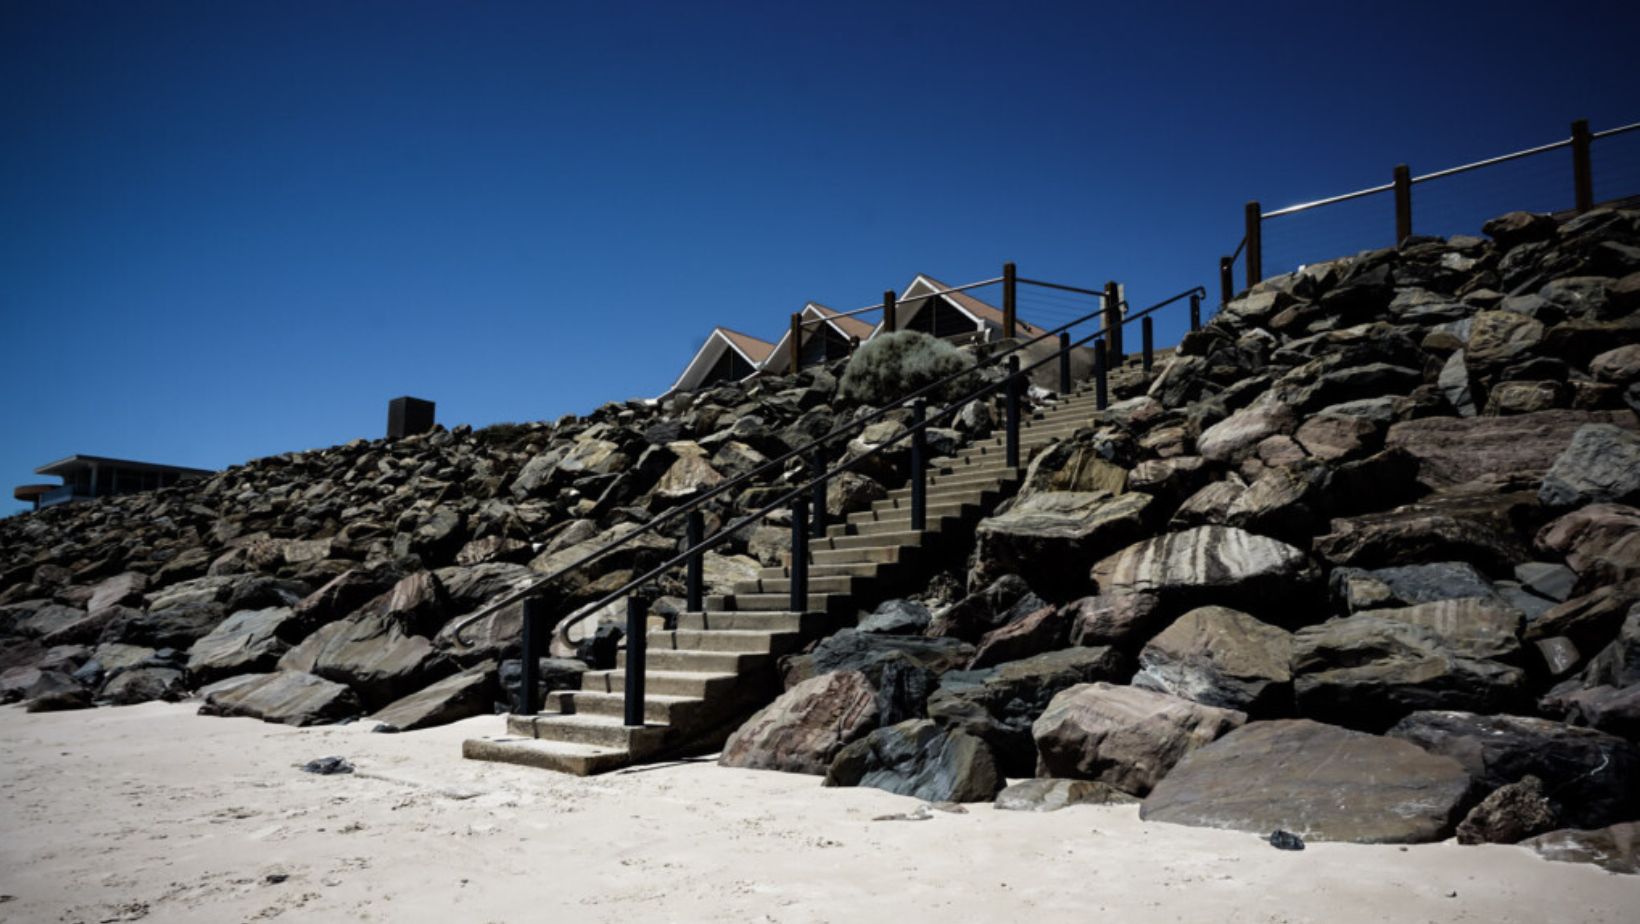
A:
[807, 303, 875, 340]
[913, 275, 1043, 335]
[716, 327, 776, 364]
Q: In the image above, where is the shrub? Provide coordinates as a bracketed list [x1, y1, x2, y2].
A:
[839, 331, 975, 406]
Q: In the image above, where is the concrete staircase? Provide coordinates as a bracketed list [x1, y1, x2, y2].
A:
[462, 385, 1109, 775]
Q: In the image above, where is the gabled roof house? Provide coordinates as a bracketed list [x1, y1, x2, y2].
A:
[661, 273, 1060, 398]
[664, 327, 777, 395]
[761, 303, 876, 375]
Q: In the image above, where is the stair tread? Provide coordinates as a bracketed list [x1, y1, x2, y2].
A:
[468, 736, 625, 757]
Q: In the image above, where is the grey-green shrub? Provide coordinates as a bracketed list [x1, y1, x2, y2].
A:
[839, 331, 975, 405]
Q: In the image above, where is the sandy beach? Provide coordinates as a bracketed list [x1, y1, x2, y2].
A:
[0, 703, 1633, 923]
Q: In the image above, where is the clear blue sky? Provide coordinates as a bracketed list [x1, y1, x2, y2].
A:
[4, 1, 1638, 514]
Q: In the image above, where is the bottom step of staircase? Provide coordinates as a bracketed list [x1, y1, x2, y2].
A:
[462, 736, 632, 776]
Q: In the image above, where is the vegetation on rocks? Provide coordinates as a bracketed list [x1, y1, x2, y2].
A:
[838, 330, 975, 405]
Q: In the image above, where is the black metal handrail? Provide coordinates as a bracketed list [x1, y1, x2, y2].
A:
[452, 272, 1116, 646]
[1219, 116, 1639, 303]
[524, 284, 1206, 724]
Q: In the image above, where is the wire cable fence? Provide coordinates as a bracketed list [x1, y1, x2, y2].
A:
[1218, 116, 1640, 304]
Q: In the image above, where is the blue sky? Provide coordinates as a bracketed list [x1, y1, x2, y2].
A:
[3, 1, 1638, 514]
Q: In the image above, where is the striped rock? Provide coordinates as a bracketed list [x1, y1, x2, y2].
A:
[1090, 526, 1321, 624]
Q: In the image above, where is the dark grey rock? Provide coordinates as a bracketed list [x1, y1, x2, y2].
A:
[824, 719, 1003, 803]
[1140, 719, 1471, 844]
[1387, 709, 1639, 829]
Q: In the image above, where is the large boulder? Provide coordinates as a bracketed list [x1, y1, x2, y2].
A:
[1314, 491, 1537, 573]
[1523, 823, 1640, 875]
[199, 670, 362, 726]
[1090, 526, 1320, 625]
[1291, 615, 1527, 730]
[927, 646, 1129, 778]
[810, 629, 974, 678]
[970, 491, 1153, 599]
[1140, 719, 1472, 843]
[824, 719, 1003, 803]
[100, 602, 227, 649]
[993, 778, 1137, 812]
[1454, 776, 1560, 845]
[1539, 423, 1640, 509]
[100, 666, 187, 704]
[185, 607, 302, 684]
[281, 612, 445, 709]
[1133, 606, 1294, 713]
[968, 604, 1066, 670]
[720, 670, 879, 775]
[367, 664, 499, 731]
[1536, 504, 1640, 589]
[1351, 597, 1525, 662]
[1197, 397, 1295, 463]
[1031, 682, 1245, 795]
[1383, 410, 1635, 491]
[1387, 710, 1640, 829]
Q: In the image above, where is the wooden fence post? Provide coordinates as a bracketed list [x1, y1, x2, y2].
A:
[1394, 164, 1413, 244]
[1002, 262, 1017, 339]
[1245, 201, 1262, 286]
[882, 290, 896, 333]
[1571, 119, 1594, 213]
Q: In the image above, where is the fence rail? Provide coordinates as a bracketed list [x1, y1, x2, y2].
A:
[1218, 117, 1640, 304]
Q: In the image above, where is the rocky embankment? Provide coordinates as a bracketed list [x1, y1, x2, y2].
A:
[0, 334, 1004, 729]
[4, 206, 1639, 874]
[718, 207, 1640, 873]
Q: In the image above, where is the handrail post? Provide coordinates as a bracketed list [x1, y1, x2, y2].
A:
[1103, 281, 1122, 362]
[623, 595, 645, 727]
[789, 496, 809, 612]
[789, 312, 802, 375]
[882, 290, 897, 333]
[1571, 118, 1594, 213]
[1005, 356, 1021, 470]
[1057, 332, 1071, 394]
[1393, 164, 1412, 244]
[516, 596, 542, 714]
[1094, 337, 1108, 411]
[810, 446, 827, 537]
[1190, 291, 1202, 331]
[1219, 257, 1234, 306]
[1245, 201, 1262, 286]
[685, 511, 704, 613]
[1002, 262, 1017, 339]
[909, 399, 927, 531]
[1141, 316, 1154, 374]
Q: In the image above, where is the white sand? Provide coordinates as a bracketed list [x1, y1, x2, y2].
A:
[1, 702, 1634, 923]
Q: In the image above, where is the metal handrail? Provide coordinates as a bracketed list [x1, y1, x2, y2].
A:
[449, 274, 1107, 645]
[1014, 277, 1109, 299]
[1261, 120, 1640, 219]
[543, 284, 1206, 651]
[1227, 234, 1248, 264]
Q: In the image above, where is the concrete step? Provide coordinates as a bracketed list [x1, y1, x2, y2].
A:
[868, 489, 994, 514]
[732, 573, 858, 595]
[617, 647, 769, 674]
[708, 591, 849, 615]
[676, 610, 822, 632]
[814, 529, 928, 550]
[543, 689, 703, 727]
[829, 513, 959, 538]
[757, 560, 885, 581]
[811, 544, 904, 565]
[581, 668, 738, 698]
[648, 627, 802, 654]
[847, 500, 973, 525]
[462, 737, 630, 776]
[509, 713, 669, 756]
